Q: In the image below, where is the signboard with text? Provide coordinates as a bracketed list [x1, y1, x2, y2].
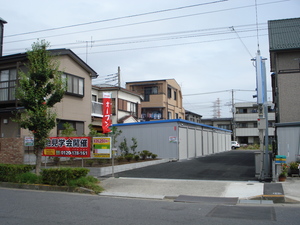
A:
[93, 137, 111, 158]
[43, 137, 91, 157]
[24, 136, 34, 146]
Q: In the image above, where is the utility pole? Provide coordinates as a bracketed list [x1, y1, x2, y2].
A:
[252, 50, 270, 181]
[117, 66, 121, 87]
[231, 89, 236, 141]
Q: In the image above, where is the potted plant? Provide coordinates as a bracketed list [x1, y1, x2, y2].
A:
[289, 161, 300, 177]
[278, 163, 288, 182]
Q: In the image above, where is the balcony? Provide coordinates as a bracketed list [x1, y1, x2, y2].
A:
[91, 101, 102, 117]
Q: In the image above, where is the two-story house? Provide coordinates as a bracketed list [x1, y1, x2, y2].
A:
[268, 17, 300, 163]
[91, 84, 142, 132]
[126, 79, 185, 121]
[0, 49, 97, 140]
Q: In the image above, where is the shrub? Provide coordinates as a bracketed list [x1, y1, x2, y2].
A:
[125, 153, 134, 162]
[151, 154, 158, 159]
[41, 168, 89, 186]
[134, 154, 140, 161]
[0, 164, 35, 182]
[53, 157, 60, 166]
[96, 159, 108, 165]
[116, 155, 124, 162]
[119, 138, 129, 155]
[15, 172, 42, 184]
[86, 159, 94, 167]
[140, 150, 151, 160]
[289, 161, 299, 170]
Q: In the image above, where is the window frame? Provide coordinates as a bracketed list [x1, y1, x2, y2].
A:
[0, 68, 17, 101]
[62, 73, 85, 97]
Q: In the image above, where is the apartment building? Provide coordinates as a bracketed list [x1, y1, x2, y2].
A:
[91, 85, 142, 132]
[185, 110, 202, 123]
[268, 17, 300, 162]
[126, 79, 185, 121]
[234, 102, 275, 145]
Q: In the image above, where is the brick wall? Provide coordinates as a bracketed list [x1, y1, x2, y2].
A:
[0, 138, 24, 164]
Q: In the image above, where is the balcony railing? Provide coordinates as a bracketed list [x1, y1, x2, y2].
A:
[91, 101, 102, 117]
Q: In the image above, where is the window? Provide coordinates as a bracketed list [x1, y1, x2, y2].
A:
[0, 69, 17, 101]
[144, 86, 158, 101]
[62, 73, 84, 97]
[237, 122, 248, 128]
[174, 90, 177, 100]
[175, 113, 178, 119]
[237, 108, 247, 114]
[129, 102, 137, 116]
[92, 95, 97, 102]
[168, 111, 172, 119]
[218, 124, 230, 130]
[167, 87, 172, 98]
[57, 120, 84, 136]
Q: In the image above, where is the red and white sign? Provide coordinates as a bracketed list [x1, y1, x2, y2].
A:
[43, 137, 91, 157]
[102, 92, 112, 133]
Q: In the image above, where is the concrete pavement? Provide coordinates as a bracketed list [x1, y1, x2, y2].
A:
[91, 159, 300, 204]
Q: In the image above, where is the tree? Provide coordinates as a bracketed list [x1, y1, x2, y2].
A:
[14, 40, 66, 175]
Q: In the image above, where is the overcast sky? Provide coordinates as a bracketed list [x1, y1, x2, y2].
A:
[1, 0, 299, 118]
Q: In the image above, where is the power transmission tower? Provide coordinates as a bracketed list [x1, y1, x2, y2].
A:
[212, 98, 221, 118]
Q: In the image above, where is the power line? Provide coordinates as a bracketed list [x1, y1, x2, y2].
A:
[4, 0, 227, 38]
[4, 0, 285, 42]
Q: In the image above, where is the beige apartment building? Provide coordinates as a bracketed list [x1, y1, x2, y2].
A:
[126, 79, 185, 121]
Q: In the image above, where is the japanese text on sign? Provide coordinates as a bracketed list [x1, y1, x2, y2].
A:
[43, 137, 91, 158]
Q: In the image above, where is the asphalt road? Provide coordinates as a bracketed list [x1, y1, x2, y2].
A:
[115, 150, 257, 181]
[1, 187, 300, 225]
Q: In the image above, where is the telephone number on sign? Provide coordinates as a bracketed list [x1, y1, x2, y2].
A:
[60, 151, 88, 156]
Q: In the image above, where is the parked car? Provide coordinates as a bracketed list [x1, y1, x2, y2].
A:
[231, 141, 240, 149]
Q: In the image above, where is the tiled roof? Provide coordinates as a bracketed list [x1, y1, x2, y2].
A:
[268, 17, 300, 51]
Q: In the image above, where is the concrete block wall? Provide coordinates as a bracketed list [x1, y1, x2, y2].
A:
[0, 138, 24, 164]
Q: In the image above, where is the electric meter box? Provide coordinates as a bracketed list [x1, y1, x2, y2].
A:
[257, 118, 266, 129]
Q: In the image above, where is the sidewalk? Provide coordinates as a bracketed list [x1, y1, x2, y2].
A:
[94, 161, 300, 204]
[99, 177, 300, 204]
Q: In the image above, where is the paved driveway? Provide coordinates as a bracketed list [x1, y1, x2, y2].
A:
[115, 150, 257, 181]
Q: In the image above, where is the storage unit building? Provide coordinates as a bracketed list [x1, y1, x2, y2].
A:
[113, 119, 231, 160]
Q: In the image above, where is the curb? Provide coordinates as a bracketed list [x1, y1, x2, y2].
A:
[0, 182, 95, 194]
[96, 159, 169, 177]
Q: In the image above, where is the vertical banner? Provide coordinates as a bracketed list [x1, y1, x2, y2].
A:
[102, 92, 112, 133]
[93, 137, 111, 158]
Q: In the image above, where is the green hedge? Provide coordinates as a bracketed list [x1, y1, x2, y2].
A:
[0, 164, 35, 182]
[41, 168, 90, 186]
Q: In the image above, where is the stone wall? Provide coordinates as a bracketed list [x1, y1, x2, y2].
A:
[0, 138, 24, 164]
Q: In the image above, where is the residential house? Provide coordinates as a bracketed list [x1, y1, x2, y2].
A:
[0, 49, 98, 162]
[91, 84, 142, 132]
[126, 79, 185, 121]
[268, 17, 300, 162]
